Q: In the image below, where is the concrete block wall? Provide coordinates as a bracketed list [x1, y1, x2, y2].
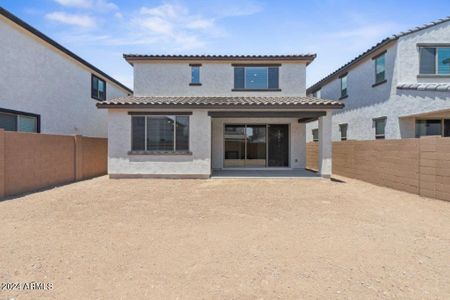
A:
[306, 137, 450, 201]
[0, 129, 107, 198]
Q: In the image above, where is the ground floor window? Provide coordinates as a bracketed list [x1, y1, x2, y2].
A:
[0, 109, 39, 133]
[131, 115, 190, 152]
[339, 123, 348, 141]
[312, 129, 319, 142]
[415, 119, 448, 137]
[374, 117, 386, 139]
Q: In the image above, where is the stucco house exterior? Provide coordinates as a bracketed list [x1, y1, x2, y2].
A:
[97, 54, 344, 178]
[0, 7, 131, 138]
[306, 16, 450, 142]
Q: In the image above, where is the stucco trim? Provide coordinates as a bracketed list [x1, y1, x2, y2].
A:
[98, 104, 344, 109]
[128, 111, 193, 115]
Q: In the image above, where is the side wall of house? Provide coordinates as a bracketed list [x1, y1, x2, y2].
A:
[133, 62, 307, 97]
[0, 16, 128, 138]
[307, 20, 450, 142]
[107, 109, 211, 177]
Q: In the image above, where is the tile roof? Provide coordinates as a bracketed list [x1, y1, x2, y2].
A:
[307, 16, 450, 94]
[0, 7, 132, 93]
[123, 54, 316, 65]
[96, 96, 344, 109]
[397, 83, 450, 91]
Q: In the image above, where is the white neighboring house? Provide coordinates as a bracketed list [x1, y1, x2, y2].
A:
[0, 7, 132, 137]
[306, 17, 450, 142]
[97, 54, 344, 178]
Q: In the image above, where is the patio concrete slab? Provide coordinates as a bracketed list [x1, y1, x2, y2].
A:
[211, 168, 320, 178]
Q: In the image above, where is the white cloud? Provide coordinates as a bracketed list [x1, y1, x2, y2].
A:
[54, 0, 118, 11]
[54, 0, 92, 9]
[130, 3, 220, 50]
[45, 11, 96, 28]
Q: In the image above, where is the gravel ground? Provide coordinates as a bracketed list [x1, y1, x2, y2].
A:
[0, 176, 449, 299]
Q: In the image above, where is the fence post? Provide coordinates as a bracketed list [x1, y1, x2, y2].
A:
[74, 135, 83, 181]
[419, 136, 438, 199]
[0, 129, 4, 198]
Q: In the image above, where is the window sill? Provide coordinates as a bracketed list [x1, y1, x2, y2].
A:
[189, 83, 202, 86]
[417, 74, 450, 78]
[231, 88, 281, 92]
[372, 79, 387, 87]
[92, 96, 106, 101]
[128, 151, 192, 156]
[339, 95, 348, 100]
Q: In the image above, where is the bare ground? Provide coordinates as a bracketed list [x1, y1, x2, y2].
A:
[0, 176, 450, 299]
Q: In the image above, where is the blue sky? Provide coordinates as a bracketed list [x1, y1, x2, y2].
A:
[2, 0, 450, 89]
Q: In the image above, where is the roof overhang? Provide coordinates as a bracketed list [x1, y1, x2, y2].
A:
[123, 54, 317, 66]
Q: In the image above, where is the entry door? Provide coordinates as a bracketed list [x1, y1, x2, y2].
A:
[445, 119, 450, 137]
[267, 125, 289, 167]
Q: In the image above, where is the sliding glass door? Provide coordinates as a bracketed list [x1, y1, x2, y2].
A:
[224, 124, 288, 168]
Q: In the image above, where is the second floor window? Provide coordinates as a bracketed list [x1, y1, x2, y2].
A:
[340, 74, 348, 98]
[190, 65, 201, 85]
[92, 74, 106, 101]
[374, 53, 386, 84]
[234, 66, 279, 90]
[419, 47, 450, 75]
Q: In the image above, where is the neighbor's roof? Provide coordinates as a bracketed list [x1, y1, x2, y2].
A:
[123, 54, 317, 65]
[0, 7, 132, 94]
[96, 96, 344, 109]
[307, 16, 450, 94]
[397, 83, 450, 92]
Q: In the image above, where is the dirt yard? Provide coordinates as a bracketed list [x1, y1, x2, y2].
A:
[1, 176, 449, 299]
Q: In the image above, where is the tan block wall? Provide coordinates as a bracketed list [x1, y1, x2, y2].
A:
[81, 137, 108, 179]
[306, 137, 450, 201]
[0, 130, 107, 198]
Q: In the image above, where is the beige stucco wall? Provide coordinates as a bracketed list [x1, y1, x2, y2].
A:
[107, 109, 212, 177]
[133, 62, 307, 97]
[0, 15, 129, 138]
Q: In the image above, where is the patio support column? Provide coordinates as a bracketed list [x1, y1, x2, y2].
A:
[318, 110, 332, 178]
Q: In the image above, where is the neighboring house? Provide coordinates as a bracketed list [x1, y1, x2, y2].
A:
[307, 17, 450, 142]
[0, 7, 132, 137]
[97, 54, 344, 178]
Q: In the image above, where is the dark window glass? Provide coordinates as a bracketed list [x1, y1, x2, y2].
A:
[340, 75, 348, 97]
[416, 120, 442, 137]
[268, 67, 279, 89]
[91, 74, 106, 101]
[312, 129, 319, 142]
[191, 66, 200, 84]
[339, 124, 348, 141]
[374, 118, 386, 139]
[147, 117, 174, 151]
[175, 116, 189, 151]
[0, 112, 17, 131]
[438, 48, 450, 74]
[375, 54, 385, 83]
[234, 67, 245, 89]
[420, 48, 437, 74]
[444, 119, 450, 137]
[245, 67, 268, 89]
[131, 117, 145, 150]
[18, 115, 37, 132]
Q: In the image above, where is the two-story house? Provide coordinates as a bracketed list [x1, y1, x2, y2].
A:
[97, 54, 344, 178]
[307, 16, 450, 142]
[0, 7, 131, 137]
